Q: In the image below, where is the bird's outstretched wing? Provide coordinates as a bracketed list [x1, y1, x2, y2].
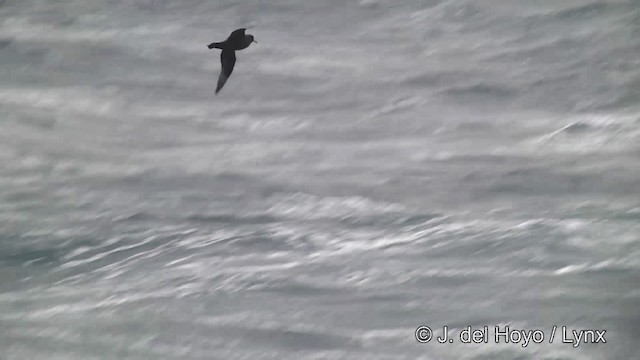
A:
[216, 49, 236, 94]
[227, 28, 246, 43]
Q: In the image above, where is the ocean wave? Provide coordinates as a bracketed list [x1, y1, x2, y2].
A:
[554, 259, 639, 275]
[266, 193, 409, 222]
[0, 87, 119, 116]
[443, 83, 518, 100]
[1, 17, 183, 43]
[529, 113, 640, 154]
[184, 213, 279, 225]
[543, 1, 618, 21]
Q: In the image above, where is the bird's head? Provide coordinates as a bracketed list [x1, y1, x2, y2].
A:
[246, 34, 257, 45]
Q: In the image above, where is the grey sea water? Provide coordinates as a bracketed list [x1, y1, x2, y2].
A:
[1, 0, 639, 359]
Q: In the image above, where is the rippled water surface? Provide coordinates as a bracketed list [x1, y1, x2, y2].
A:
[1, 0, 639, 359]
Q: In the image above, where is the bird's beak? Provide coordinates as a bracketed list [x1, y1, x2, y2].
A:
[253, 40, 258, 44]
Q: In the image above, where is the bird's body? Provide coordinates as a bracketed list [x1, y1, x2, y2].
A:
[207, 28, 256, 94]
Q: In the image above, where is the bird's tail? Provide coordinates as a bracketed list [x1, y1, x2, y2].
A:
[208, 42, 223, 49]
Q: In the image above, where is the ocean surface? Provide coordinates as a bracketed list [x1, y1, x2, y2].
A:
[1, 0, 639, 359]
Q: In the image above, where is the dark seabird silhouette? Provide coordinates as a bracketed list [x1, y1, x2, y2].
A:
[207, 28, 257, 94]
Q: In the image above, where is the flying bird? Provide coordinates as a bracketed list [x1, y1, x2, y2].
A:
[207, 28, 257, 94]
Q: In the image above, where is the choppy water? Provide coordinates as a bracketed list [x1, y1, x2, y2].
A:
[1, 0, 639, 359]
